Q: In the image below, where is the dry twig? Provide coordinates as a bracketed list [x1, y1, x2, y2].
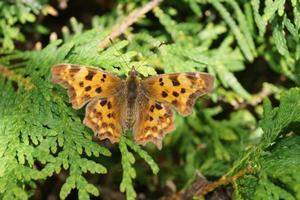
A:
[99, 0, 163, 49]
[194, 167, 253, 197]
[0, 65, 33, 90]
[163, 167, 253, 200]
[222, 83, 275, 109]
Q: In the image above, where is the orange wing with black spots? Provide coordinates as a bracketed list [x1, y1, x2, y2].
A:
[134, 72, 213, 148]
[133, 95, 174, 149]
[84, 96, 126, 143]
[52, 64, 123, 109]
[52, 64, 126, 144]
[141, 72, 214, 116]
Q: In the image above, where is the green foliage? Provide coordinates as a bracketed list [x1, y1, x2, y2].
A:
[256, 136, 300, 200]
[233, 88, 300, 199]
[207, 0, 256, 62]
[252, 0, 300, 84]
[0, 0, 50, 51]
[119, 136, 159, 200]
[0, 0, 300, 199]
[259, 88, 300, 148]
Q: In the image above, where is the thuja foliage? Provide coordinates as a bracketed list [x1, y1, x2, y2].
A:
[0, 0, 52, 51]
[0, 0, 299, 199]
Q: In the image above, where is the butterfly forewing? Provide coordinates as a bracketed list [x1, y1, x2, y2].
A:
[141, 72, 214, 116]
[52, 64, 123, 109]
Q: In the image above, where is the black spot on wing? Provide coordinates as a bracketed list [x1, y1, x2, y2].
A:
[162, 91, 168, 98]
[95, 87, 102, 93]
[107, 112, 116, 118]
[155, 103, 162, 110]
[85, 86, 91, 91]
[107, 101, 112, 109]
[70, 68, 80, 73]
[85, 70, 96, 80]
[172, 91, 179, 97]
[150, 105, 155, 112]
[100, 99, 107, 106]
[170, 75, 180, 86]
[172, 100, 178, 106]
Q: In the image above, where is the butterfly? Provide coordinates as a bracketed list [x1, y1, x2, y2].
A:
[52, 64, 214, 149]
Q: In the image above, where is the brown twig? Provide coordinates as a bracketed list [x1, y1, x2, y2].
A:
[0, 65, 33, 90]
[163, 167, 253, 200]
[194, 166, 253, 197]
[99, 0, 163, 49]
[221, 83, 275, 109]
[248, 84, 274, 107]
[182, 172, 211, 200]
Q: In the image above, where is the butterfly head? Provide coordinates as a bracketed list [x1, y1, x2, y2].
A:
[128, 66, 138, 78]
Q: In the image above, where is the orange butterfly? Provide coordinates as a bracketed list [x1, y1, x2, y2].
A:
[52, 64, 214, 149]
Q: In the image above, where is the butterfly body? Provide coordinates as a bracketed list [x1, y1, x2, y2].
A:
[52, 64, 214, 149]
[125, 69, 140, 127]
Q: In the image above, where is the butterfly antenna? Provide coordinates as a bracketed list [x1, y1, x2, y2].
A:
[109, 38, 132, 72]
[135, 40, 166, 72]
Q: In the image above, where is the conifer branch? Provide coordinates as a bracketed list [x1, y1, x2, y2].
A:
[99, 0, 163, 48]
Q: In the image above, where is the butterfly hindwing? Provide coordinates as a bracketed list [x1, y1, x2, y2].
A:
[133, 94, 174, 149]
[84, 95, 126, 143]
[52, 64, 123, 109]
[141, 72, 214, 116]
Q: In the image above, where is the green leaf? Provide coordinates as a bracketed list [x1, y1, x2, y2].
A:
[255, 176, 295, 200]
[251, 0, 266, 35]
[256, 136, 300, 199]
[233, 88, 300, 199]
[260, 88, 300, 148]
[263, 0, 286, 22]
[273, 21, 290, 58]
[209, 0, 254, 61]
[119, 137, 137, 200]
[215, 64, 251, 100]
